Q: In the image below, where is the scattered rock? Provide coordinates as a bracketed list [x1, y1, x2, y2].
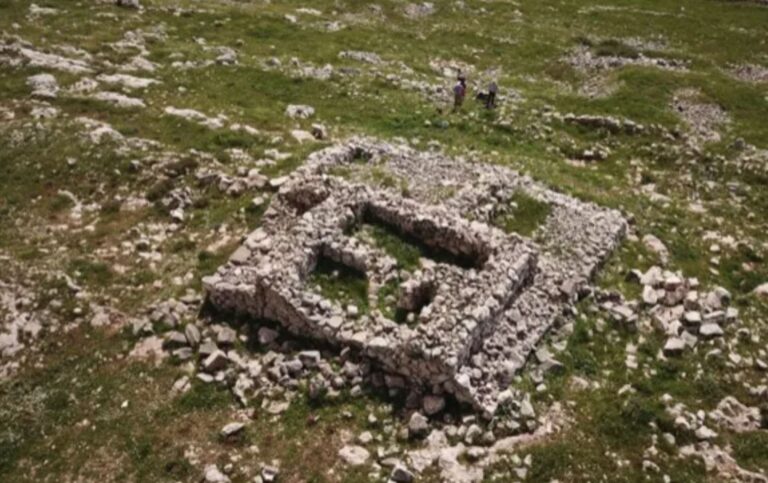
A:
[338, 445, 370, 466]
[217, 326, 237, 346]
[642, 234, 669, 263]
[285, 104, 315, 119]
[91, 91, 146, 109]
[184, 324, 201, 347]
[220, 422, 245, 438]
[404, 2, 436, 19]
[695, 425, 718, 441]
[291, 129, 315, 144]
[258, 327, 279, 345]
[311, 123, 327, 140]
[202, 350, 229, 372]
[27, 73, 59, 98]
[203, 465, 230, 483]
[663, 337, 686, 357]
[390, 463, 415, 482]
[699, 322, 724, 339]
[408, 412, 430, 438]
[261, 465, 279, 482]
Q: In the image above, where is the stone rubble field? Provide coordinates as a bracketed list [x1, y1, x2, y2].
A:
[1, 0, 768, 482]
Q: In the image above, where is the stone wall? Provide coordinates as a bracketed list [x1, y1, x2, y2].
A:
[204, 138, 627, 415]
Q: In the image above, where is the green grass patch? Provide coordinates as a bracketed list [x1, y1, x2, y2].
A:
[309, 256, 369, 313]
[174, 383, 232, 413]
[732, 431, 768, 474]
[357, 223, 422, 272]
[491, 191, 552, 237]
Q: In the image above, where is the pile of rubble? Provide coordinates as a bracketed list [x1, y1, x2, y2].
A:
[599, 264, 756, 363]
[565, 45, 688, 73]
[140, 289, 564, 482]
[671, 88, 730, 148]
[202, 138, 627, 416]
[563, 113, 646, 135]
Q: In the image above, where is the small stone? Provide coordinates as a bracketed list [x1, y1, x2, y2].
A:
[217, 327, 237, 346]
[258, 326, 279, 345]
[753, 282, 768, 298]
[642, 285, 658, 305]
[27, 73, 59, 98]
[172, 347, 194, 361]
[221, 422, 245, 438]
[368, 413, 379, 426]
[269, 176, 288, 190]
[199, 340, 218, 358]
[163, 331, 188, 349]
[184, 324, 201, 347]
[261, 465, 279, 482]
[285, 104, 315, 119]
[229, 246, 251, 265]
[683, 311, 702, 328]
[660, 434, 676, 449]
[338, 445, 370, 466]
[357, 431, 373, 444]
[464, 424, 482, 444]
[408, 412, 430, 438]
[202, 350, 229, 372]
[664, 275, 684, 291]
[481, 430, 496, 445]
[714, 286, 732, 306]
[196, 373, 214, 383]
[422, 395, 446, 416]
[311, 123, 327, 140]
[519, 396, 535, 419]
[695, 425, 717, 440]
[663, 337, 686, 357]
[298, 350, 321, 368]
[699, 323, 724, 339]
[291, 129, 315, 144]
[643, 234, 669, 263]
[283, 359, 303, 375]
[466, 446, 487, 461]
[390, 464, 415, 483]
[172, 375, 191, 394]
[203, 465, 230, 483]
[266, 401, 290, 415]
[170, 208, 184, 223]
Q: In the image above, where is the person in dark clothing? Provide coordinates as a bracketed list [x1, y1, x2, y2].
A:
[453, 75, 467, 112]
[486, 80, 498, 109]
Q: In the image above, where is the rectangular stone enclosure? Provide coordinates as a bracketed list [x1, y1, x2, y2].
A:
[204, 138, 627, 415]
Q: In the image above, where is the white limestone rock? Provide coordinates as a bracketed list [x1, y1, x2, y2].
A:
[338, 445, 370, 466]
[285, 104, 315, 119]
[27, 73, 59, 98]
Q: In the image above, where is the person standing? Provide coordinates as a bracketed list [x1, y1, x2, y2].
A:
[486, 80, 498, 109]
[453, 75, 467, 112]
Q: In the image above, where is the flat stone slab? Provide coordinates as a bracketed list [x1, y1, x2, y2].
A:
[204, 138, 627, 415]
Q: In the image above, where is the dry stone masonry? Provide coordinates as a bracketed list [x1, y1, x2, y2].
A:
[204, 139, 627, 415]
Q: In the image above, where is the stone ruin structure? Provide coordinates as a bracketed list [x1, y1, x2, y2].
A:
[203, 138, 627, 415]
